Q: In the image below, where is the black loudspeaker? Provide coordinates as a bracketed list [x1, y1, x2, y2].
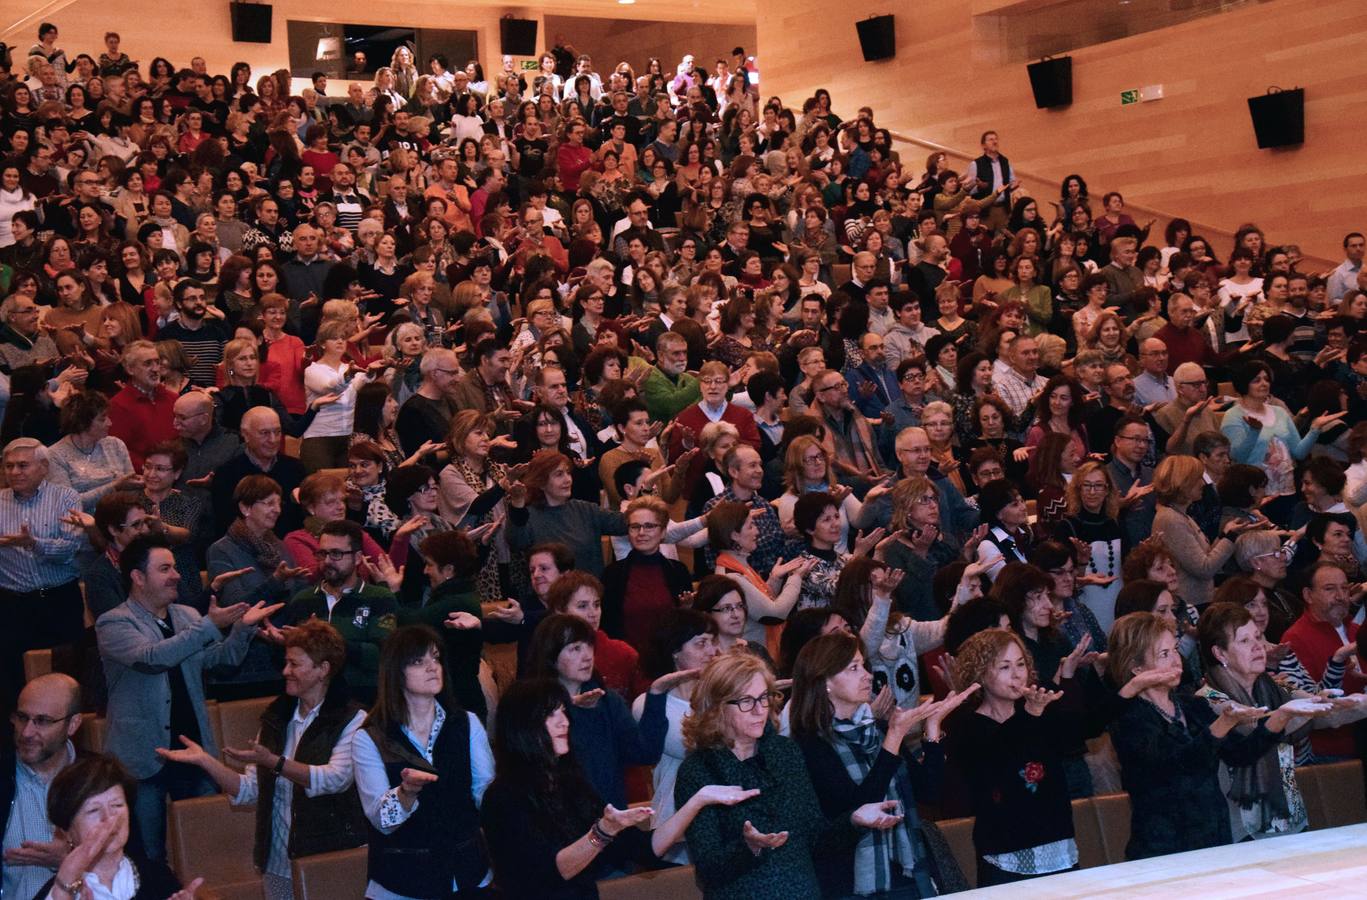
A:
[1026, 56, 1072, 109]
[855, 15, 896, 62]
[500, 18, 538, 56]
[1247, 88, 1304, 149]
[230, 3, 273, 43]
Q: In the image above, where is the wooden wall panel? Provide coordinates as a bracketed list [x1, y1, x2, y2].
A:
[756, 0, 1367, 264]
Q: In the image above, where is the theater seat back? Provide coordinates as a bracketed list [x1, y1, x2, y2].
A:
[167, 795, 259, 897]
[291, 846, 368, 900]
[1089, 791, 1132, 864]
[596, 865, 702, 900]
[934, 816, 977, 889]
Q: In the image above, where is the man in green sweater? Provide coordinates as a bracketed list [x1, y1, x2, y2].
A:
[640, 330, 701, 423]
[285, 520, 396, 705]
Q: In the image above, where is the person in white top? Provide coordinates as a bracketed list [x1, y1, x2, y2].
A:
[300, 319, 378, 471]
[155, 620, 367, 900]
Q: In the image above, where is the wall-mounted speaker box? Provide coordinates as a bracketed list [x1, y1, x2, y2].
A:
[230, 3, 273, 43]
[500, 18, 538, 56]
[1247, 88, 1304, 148]
[1027, 56, 1072, 108]
[856, 15, 896, 62]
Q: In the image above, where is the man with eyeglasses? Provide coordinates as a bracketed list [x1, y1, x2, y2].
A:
[1152, 362, 1224, 456]
[106, 340, 178, 469]
[1084, 363, 1142, 455]
[0, 292, 59, 372]
[0, 673, 82, 900]
[666, 360, 760, 461]
[1108, 414, 1156, 550]
[283, 520, 396, 705]
[809, 368, 884, 483]
[171, 391, 239, 498]
[403, 347, 466, 455]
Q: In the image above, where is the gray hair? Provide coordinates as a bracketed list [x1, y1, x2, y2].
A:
[385, 322, 427, 360]
[1234, 530, 1282, 571]
[419, 348, 458, 379]
[121, 339, 157, 367]
[2, 437, 49, 465]
[0, 294, 32, 324]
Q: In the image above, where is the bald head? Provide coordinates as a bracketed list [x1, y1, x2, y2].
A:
[14, 673, 82, 766]
[852, 251, 876, 281]
[1139, 338, 1169, 375]
[1173, 362, 1204, 383]
[173, 391, 214, 441]
[240, 406, 283, 461]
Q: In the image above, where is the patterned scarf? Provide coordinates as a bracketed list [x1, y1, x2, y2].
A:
[830, 704, 922, 896]
[453, 456, 506, 601]
[1203, 665, 1292, 819]
[228, 518, 285, 573]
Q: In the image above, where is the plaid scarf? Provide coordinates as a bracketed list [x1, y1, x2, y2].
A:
[830, 704, 926, 896]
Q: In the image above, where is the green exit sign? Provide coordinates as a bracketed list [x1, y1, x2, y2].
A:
[1120, 89, 1140, 105]
[520, 60, 539, 71]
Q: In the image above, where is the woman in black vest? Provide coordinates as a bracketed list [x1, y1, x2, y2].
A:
[352, 625, 493, 899]
[154, 620, 368, 900]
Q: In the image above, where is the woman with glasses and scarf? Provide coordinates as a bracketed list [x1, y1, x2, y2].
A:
[676, 652, 905, 899]
[790, 632, 975, 897]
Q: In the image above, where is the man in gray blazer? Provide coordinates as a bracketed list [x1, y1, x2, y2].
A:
[96, 534, 283, 861]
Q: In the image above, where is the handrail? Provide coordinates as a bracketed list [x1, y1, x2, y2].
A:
[885, 128, 1335, 270]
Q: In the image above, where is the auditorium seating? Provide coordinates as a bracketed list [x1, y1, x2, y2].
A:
[1297, 760, 1367, 830]
[216, 696, 274, 769]
[291, 846, 368, 900]
[167, 795, 260, 900]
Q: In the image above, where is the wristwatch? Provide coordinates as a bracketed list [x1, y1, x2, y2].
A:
[59, 878, 85, 898]
[273, 754, 286, 776]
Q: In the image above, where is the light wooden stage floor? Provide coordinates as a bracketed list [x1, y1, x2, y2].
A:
[963, 823, 1367, 898]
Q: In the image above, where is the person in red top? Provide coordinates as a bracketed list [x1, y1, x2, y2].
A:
[601, 496, 694, 653]
[666, 360, 762, 460]
[106, 340, 179, 469]
[1151, 293, 1215, 372]
[546, 569, 645, 697]
[1281, 561, 1365, 760]
[300, 124, 341, 194]
[554, 120, 593, 194]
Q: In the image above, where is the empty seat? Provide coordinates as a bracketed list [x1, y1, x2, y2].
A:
[934, 816, 976, 889]
[291, 846, 368, 900]
[833, 263, 852, 286]
[167, 795, 260, 900]
[1089, 791, 1132, 865]
[74, 715, 108, 754]
[23, 649, 53, 682]
[1070, 796, 1108, 869]
[596, 864, 702, 900]
[1301, 760, 1367, 830]
[216, 697, 272, 769]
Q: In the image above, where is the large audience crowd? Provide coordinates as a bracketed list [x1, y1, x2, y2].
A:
[3, 18, 1367, 900]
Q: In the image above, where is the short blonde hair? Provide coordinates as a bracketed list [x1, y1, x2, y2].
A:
[1106, 611, 1176, 686]
[625, 494, 669, 526]
[682, 653, 775, 751]
[315, 319, 352, 344]
[320, 298, 359, 323]
[1152, 454, 1204, 506]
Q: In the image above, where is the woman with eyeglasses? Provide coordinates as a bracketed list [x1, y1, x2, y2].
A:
[691, 574, 775, 668]
[132, 440, 212, 611]
[1055, 460, 1124, 633]
[676, 652, 904, 899]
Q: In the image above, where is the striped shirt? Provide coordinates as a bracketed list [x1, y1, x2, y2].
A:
[0, 482, 84, 592]
[1, 741, 75, 900]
